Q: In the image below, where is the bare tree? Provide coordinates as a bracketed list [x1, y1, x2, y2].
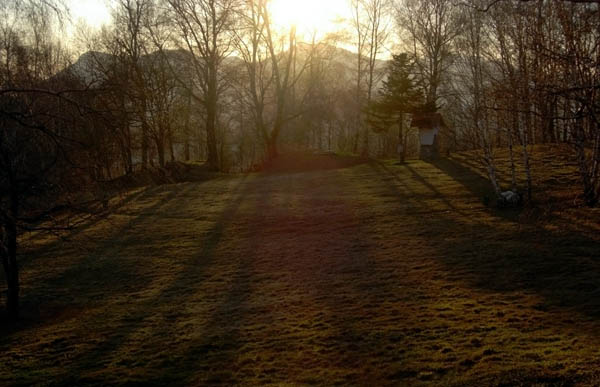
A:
[349, 0, 368, 154]
[551, 2, 600, 205]
[454, 2, 503, 198]
[144, 52, 181, 166]
[111, 0, 156, 170]
[396, 0, 462, 108]
[349, 0, 391, 156]
[1, 0, 101, 319]
[163, 0, 238, 170]
[483, 0, 598, 204]
[235, 0, 313, 161]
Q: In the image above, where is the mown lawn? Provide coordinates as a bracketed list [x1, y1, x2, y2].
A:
[1, 151, 599, 386]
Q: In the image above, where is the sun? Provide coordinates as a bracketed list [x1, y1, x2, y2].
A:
[68, 0, 111, 29]
[269, 0, 348, 37]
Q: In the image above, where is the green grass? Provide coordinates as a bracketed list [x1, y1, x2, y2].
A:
[1, 151, 599, 386]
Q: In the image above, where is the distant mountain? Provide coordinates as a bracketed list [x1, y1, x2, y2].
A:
[57, 49, 192, 86]
[58, 43, 391, 100]
[296, 42, 390, 88]
[58, 51, 116, 85]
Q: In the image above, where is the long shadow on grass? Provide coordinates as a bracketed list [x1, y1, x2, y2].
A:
[236, 168, 421, 383]
[427, 157, 491, 196]
[290, 170, 379, 380]
[131, 174, 268, 385]
[162, 170, 393, 384]
[427, 157, 523, 221]
[18, 185, 156, 270]
[0, 184, 199, 330]
[167, 175, 287, 385]
[375, 161, 475, 219]
[370, 162, 600, 320]
[17, 183, 203, 317]
[177, 256, 254, 385]
[56, 177, 251, 385]
[1, 182, 227, 384]
[182, 171, 347, 385]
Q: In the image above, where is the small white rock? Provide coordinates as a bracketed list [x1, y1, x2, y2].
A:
[500, 191, 520, 204]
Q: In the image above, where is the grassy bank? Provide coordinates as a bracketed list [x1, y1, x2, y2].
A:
[1, 152, 599, 385]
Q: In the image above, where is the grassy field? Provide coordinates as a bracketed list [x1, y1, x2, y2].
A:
[1, 150, 600, 386]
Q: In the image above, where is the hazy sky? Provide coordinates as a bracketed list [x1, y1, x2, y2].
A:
[68, 0, 112, 29]
[63, 0, 391, 56]
[66, 0, 351, 34]
[270, 0, 351, 35]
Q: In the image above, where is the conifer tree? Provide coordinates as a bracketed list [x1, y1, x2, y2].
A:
[369, 53, 422, 162]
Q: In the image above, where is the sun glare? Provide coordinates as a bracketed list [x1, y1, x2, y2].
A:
[269, 0, 348, 37]
[69, 0, 111, 29]
[66, 0, 347, 38]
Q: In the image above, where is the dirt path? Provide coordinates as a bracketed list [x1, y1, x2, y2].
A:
[2, 156, 600, 385]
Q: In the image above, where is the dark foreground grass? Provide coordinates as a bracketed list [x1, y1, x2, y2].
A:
[1, 152, 599, 386]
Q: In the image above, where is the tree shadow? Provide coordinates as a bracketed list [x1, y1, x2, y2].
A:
[427, 157, 524, 221]
[374, 161, 465, 215]
[369, 162, 600, 320]
[1, 185, 194, 330]
[144, 168, 414, 384]
[12, 184, 202, 319]
[17, 185, 156, 270]
[19, 169, 225, 271]
[51, 176, 252, 385]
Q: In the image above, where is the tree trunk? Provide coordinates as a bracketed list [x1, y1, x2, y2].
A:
[219, 137, 226, 172]
[398, 114, 405, 163]
[353, 130, 360, 155]
[205, 55, 220, 171]
[328, 122, 332, 151]
[520, 114, 533, 202]
[122, 122, 133, 174]
[318, 124, 323, 151]
[267, 136, 278, 161]
[156, 138, 165, 168]
[184, 90, 192, 162]
[3, 192, 20, 320]
[184, 138, 190, 162]
[141, 119, 149, 170]
[575, 118, 599, 207]
[484, 155, 502, 199]
[205, 101, 219, 171]
[362, 129, 369, 158]
[169, 135, 175, 163]
[5, 259, 19, 320]
[125, 146, 133, 174]
[206, 115, 219, 171]
[550, 102, 558, 143]
[509, 110, 518, 192]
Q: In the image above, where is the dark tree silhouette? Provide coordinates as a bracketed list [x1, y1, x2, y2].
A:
[368, 53, 423, 162]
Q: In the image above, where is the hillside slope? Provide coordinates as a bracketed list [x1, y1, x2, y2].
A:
[1, 154, 599, 386]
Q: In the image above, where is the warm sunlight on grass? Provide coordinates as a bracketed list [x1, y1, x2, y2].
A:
[3, 152, 600, 385]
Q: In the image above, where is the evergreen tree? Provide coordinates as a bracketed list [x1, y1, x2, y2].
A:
[368, 53, 423, 162]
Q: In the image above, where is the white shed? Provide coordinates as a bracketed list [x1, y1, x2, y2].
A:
[419, 127, 439, 146]
[410, 113, 448, 159]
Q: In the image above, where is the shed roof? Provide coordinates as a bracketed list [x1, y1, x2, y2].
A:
[410, 112, 448, 130]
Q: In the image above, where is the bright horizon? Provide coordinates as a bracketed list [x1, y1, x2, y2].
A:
[66, 0, 351, 40]
[68, 0, 111, 29]
[64, 0, 396, 58]
[270, 0, 350, 39]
